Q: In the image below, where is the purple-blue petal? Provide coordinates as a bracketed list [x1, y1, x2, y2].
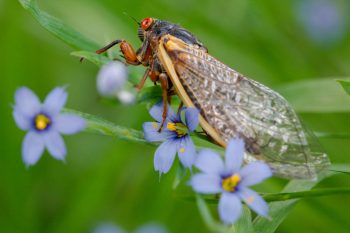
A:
[239, 162, 272, 187]
[14, 87, 41, 117]
[195, 149, 224, 175]
[219, 192, 242, 224]
[96, 61, 128, 97]
[22, 132, 45, 166]
[190, 173, 222, 194]
[55, 113, 86, 135]
[143, 122, 168, 142]
[93, 223, 125, 233]
[43, 87, 67, 116]
[154, 140, 177, 174]
[185, 107, 199, 132]
[13, 108, 31, 130]
[134, 224, 167, 233]
[237, 187, 269, 217]
[149, 101, 176, 122]
[44, 131, 66, 161]
[225, 138, 245, 173]
[177, 136, 196, 169]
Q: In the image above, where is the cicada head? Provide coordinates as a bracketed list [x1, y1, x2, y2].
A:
[137, 17, 157, 42]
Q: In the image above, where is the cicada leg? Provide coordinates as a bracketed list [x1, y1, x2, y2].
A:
[135, 68, 150, 90]
[158, 73, 170, 132]
[96, 40, 141, 65]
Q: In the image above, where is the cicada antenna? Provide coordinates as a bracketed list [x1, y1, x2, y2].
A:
[123, 12, 140, 26]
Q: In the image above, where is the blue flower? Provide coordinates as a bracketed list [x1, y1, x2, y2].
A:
[297, 0, 346, 44]
[93, 223, 125, 233]
[143, 102, 199, 174]
[96, 61, 135, 105]
[93, 223, 167, 233]
[97, 61, 128, 97]
[190, 138, 272, 224]
[13, 87, 86, 166]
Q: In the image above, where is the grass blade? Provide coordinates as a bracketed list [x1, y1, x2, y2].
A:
[19, 0, 98, 51]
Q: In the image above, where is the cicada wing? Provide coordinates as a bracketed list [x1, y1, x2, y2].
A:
[158, 35, 330, 179]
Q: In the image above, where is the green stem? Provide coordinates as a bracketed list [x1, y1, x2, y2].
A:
[315, 131, 350, 139]
[180, 187, 350, 203]
[262, 187, 350, 202]
[64, 109, 154, 146]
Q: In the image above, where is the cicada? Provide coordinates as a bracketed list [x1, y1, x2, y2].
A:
[96, 17, 330, 179]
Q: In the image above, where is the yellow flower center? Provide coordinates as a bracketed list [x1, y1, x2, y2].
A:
[167, 122, 177, 131]
[35, 114, 51, 130]
[166, 122, 188, 138]
[222, 174, 241, 192]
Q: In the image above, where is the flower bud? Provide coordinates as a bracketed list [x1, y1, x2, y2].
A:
[96, 61, 128, 97]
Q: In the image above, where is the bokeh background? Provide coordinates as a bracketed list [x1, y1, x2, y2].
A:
[1, 0, 350, 232]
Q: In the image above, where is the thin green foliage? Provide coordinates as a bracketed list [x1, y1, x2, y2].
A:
[196, 194, 228, 233]
[71, 51, 111, 67]
[64, 109, 150, 145]
[18, 0, 98, 51]
[252, 173, 333, 233]
[278, 78, 350, 113]
[232, 206, 254, 233]
[337, 80, 350, 96]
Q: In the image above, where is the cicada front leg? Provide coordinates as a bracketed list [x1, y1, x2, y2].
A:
[96, 40, 141, 65]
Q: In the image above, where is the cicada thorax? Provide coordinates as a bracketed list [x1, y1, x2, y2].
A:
[158, 35, 330, 179]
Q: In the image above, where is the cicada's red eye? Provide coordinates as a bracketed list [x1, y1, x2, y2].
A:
[141, 17, 153, 30]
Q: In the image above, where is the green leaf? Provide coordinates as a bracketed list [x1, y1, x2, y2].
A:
[315, 131, 350, 139]
[63, 108, 152, 145]
[19, 0, 98, 51]
[233, 206, 254, 233]
[71, 51, 112, 67]
[196, 194, 228, 233]
[136, 86, 162, 104]
[262, 188, 350, 202]
[252, 171, 334, 233]
[277, 77, 350, 112]
[337, 80, 350, 96]
[172, 163, 187, 189]
[330, 164, 350, 175]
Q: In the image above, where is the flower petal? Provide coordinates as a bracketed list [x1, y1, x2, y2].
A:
[195, 149, 224, 175]
[55, 113, 86, 135]
[154, 140, 177, 174]
[43, 87, 67, 116]
[237, 187, 269, 217]
[149, 101, 176, 122]
[93, 223, 125, 233]
[185, 107, 199, 132]
[22, 132, 45, 166]
[239, 162, 272, 187]
[116, 90, 135, 105]
[225, 138, 245, 173]
[219, 193, 242, 224]
[14, 87, 41, 117]
[134, 224, 167, 233]
[143, 122, 168, 142]
[177, 136, 196, 168]
[190, 173, 222, 194]
[13, 108, 31, 130]
[44, 131, 66, 161]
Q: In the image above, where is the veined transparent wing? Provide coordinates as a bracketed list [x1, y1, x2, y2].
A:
[158, 35, 330, 179]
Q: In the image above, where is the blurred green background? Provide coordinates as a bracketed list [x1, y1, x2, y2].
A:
[1, 0, 350, 232]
